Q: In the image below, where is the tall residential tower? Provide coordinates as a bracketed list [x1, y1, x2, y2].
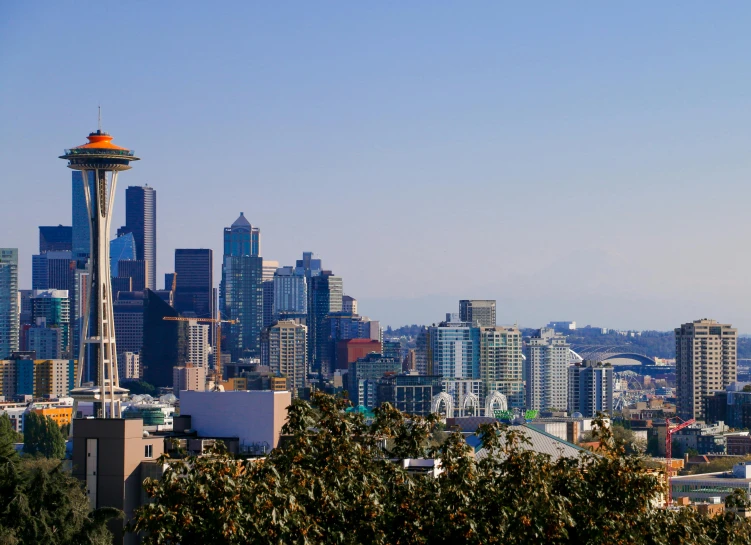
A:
[675, 319, 737, 420]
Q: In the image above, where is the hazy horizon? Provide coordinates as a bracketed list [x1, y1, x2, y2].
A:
[3, 3, 751, 332]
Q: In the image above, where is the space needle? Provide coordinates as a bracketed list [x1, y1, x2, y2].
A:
[60, 117, 139, 418]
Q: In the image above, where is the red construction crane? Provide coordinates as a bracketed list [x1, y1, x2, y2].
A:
[665, 416, 696, 506]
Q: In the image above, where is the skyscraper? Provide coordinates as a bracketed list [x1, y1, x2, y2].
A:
[174, 249, 214, 320]
[117, 260, 148, 292]
[220, 213, 263, 360]
[32, 251, 74, 291]
[0, 249, 19, 359]
[39, 225, 72, 254]
[113, 290, 146, 360]
[224, 212, 260, 257]
[272, 266, 308, 319]
[125, 185, 157, 290]
[675, 319, 738, 420]
[187, 320, 210, 368]
[459, 300, 496, 327]
[480, 326, 524, 409]
[309, 272, 343, 374]
[71, 171, 95, 260]
[568, 360, 614, 417]
[31, 289, 71, 357]
[110, 232, 136, 277]
[342, 295, 358, 315]
[142, 289, 188, 388]
[261, 320, 308, 397]
[524, 327, 570, 411]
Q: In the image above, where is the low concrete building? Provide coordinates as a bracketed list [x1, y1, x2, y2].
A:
[72, 418, 165, 545]
[672, 461, 751, 502]
[173, 365, 206, 397]
[179, 390, 291, 450]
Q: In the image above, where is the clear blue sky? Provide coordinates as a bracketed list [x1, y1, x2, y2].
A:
[2, 2, 751, 330]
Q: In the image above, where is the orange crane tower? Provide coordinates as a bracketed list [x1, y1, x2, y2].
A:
[162, 315, 238, 389]
[665, 416, 696, 506]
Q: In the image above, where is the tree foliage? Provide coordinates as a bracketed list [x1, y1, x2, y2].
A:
[124, 380, 157, 396]
[0, 414, 20, 462]
[23, 412, 66, 459]
[0, 456, 118, 545]
[130, 392, 751, 544]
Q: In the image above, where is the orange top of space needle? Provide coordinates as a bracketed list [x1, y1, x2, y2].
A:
[72, 130, 131, 151]
[60, 111, 139, 171]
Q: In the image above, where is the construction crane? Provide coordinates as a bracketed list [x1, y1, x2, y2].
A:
[162, 315, 238, 389]
[665, 416, 696, 506]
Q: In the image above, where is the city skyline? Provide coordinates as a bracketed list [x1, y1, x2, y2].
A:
[4, 3, 751, 331]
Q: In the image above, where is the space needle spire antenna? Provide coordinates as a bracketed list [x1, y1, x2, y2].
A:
[60, 121, 140, 421]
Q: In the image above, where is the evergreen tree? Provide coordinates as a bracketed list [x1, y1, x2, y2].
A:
[23, 412, 66, 459]
[0, 413, 20, 462]
[0, 457, 118, 544]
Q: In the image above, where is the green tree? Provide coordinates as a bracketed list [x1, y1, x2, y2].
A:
[0, 456, 118, 545]
[124, 381, 156, 396]
[0, 413, 21, 462]
[130, 392, 751, 544]
[23, 412, 66, 459]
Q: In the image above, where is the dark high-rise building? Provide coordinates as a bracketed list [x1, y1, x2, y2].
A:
[32, 251, 74, 291]
[164, 273, 177, 292]
[110, 232, 136, 277]
[141, 289, 188, 388]
[110, 277, 132, 297]
[113, 290, 146, 360]
[377, 374, 443, 417]
[224, 212, 260, 257]
[71, 171, 95, 260]
[174, 249, 214, 320]
[459, 300, 496, 327]
[262, 281, 275, 328]
[220, 214, 263, 360]
[39, 225, 72, 254]
[309, 272, 343, 374]
[125, 185, 156, 290]
[117, 260, 148, 292]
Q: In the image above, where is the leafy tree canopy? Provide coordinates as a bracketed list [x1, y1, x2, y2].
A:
[130, 392, 751, 544]
[23, 412, 66, 459]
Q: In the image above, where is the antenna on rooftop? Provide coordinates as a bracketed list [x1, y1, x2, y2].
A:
[98, 105, 102, 132]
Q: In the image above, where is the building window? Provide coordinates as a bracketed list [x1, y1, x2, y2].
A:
[145, 444, 153, 458]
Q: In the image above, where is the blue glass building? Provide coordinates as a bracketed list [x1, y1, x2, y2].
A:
[110, 233, 136, 278]
[220, 213, 263, 360]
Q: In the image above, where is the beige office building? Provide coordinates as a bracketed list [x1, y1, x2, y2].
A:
[675, 319, 737, 421]
[173, 364, 206, 397]
[261, 320, 307, 397]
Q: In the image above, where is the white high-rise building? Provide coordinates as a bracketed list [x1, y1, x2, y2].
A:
[524, 327, 570, 412]
[187, 321, 210, 368]
[480, 326, 524, 409]
[118, 352, 140, 381]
